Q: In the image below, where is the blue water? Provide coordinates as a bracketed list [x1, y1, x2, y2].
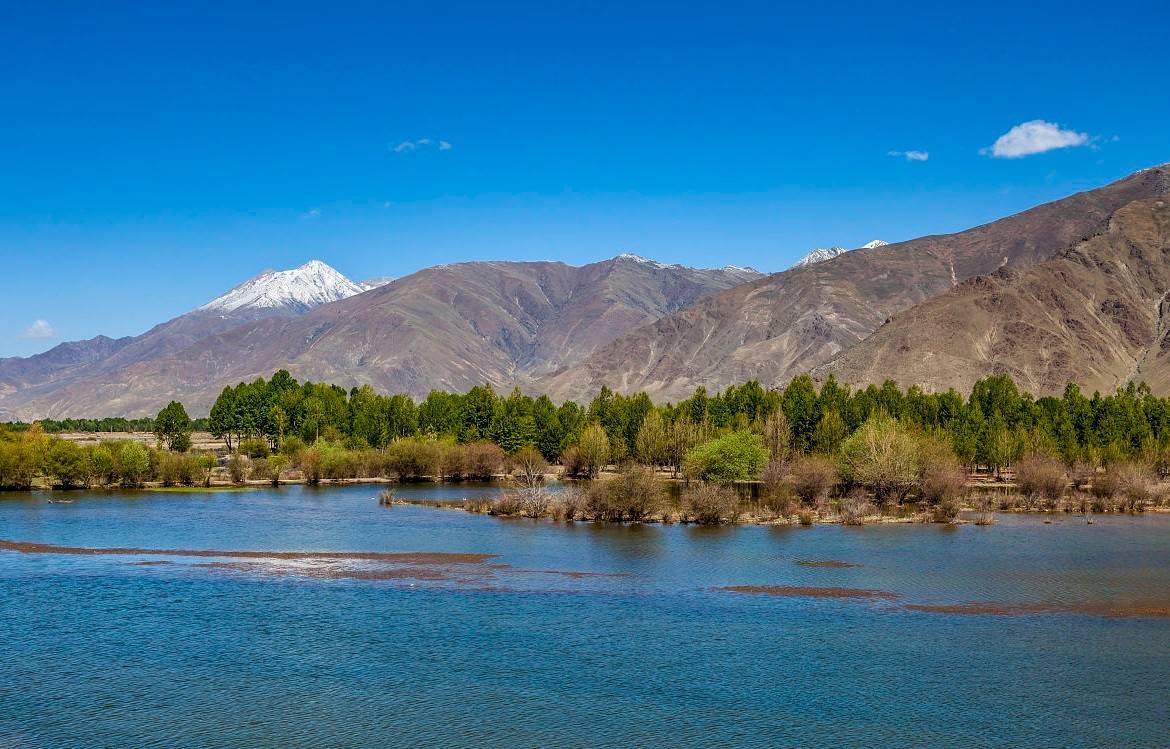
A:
[2, 484, 1169, 748]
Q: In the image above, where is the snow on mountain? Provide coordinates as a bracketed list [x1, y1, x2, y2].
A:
[199, 260, 367, 315]
[792, 240, 887, 268]
[793, 247, 848, 267]
[615, 252, 667, 268]
[613, 254, 760, 281]
[359, 276, 396, 291]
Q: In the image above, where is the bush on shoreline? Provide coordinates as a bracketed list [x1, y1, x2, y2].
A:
[682, 483, 741, 524]
[7, 371, 1170, 525]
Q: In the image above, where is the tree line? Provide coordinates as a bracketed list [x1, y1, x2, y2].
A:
[198, 370, 1170, 472]
[0, 416, 209, 434]
[6, 369, 1170, 494]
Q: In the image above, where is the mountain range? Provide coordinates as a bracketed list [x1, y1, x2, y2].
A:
[0, 256, 759, 418]
[543, 164, 1170, 401]
[3, 163, 1169, 418]
[792, 240, 888, 268]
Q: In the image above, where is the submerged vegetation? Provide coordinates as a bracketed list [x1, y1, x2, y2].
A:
[5, 370, 1170, 523]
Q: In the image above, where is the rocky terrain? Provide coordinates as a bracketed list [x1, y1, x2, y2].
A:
[540, 165, 1170, 401]
[818, 196, 1170, 395]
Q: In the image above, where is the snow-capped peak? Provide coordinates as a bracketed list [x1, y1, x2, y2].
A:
[793, 246, 848, 267]
[199, 260, 367, 315]
[615, 252, 666, 268]
[792, 239, 888, 268]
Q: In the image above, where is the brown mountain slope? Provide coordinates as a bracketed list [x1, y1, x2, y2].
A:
[817, 196, 1170, 395]
[540, 165, 1170, 401]
[1, 256, 757, 418]
[0, 260, 366, 416]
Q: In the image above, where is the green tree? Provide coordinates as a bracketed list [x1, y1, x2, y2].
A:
[782, 375, 820, 453]
[209, 386, 238, 451]
[46, 440, 90, 488]
[116, 441, 151, 487]
[635, 410, 669, 468]
[154, 401, 193, 452]
[839, 412, 919, 503]
[682, 431, 767, 483]
[811, 410, 847, 455]
[576, 422, 611, 478]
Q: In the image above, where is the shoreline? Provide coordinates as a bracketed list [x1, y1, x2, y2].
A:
[9, 472, 1169, 527]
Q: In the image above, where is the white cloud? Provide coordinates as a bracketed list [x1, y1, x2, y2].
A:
[22, 319, 56, 339]
[302, 208, 321, 219]
[888, 150, 929, 162]
[392, 138, 452, 153]
[982, 120, 1090, 158]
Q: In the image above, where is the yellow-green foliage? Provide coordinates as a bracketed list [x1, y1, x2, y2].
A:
[839, 412, 919, 503]
[682, 431, 767, 483]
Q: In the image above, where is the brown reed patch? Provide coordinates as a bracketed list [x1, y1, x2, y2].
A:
[722, 585, 899, 600]
[794, 559, 860, 569]
[0, 538, 494, 565]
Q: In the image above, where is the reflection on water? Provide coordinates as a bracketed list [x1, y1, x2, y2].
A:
[2, 483, 1170, 748]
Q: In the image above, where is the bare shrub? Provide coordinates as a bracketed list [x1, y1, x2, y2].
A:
[512, 447, 548, 488]
[560, 446, 588, 479]
[797, 509, 816, 526]
[1112, 462, 1152, 512]
[759, 458, 786, 496]
[682, 483, 741, 525]
[488, 492, 524, 516]
[378, 488, 395, 506]
[838, 489, 874, 526]
[548, 488, 583, 522]
[930, 495, 962, 523]
[463, 442, 505, 480]
[249, 457, 270, 482]
[757, 459, 795, 517]
[1069, 462, 1096, 492]
[434, 440, 465, 480]
[583, 465, 662, 521]
[787, 455, 838, 506]
[1153, 487, 1170, 509]
[972, 493, 996, 526]
[464, 496, 495, 513]
[1015, 454, 1067, 508]
[1090, 469, 1119, 500]
[227, 453, 249, 484]
[918, 439, 967, 506]
[386, 438, 440, 480]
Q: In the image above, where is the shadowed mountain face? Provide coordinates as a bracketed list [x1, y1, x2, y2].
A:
[539, 165, 1170, 402]
[0, 257, 758, 418]
[818, 197, 1170, 396]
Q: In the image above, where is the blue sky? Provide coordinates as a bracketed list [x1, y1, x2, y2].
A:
[2, 0, 1168, 357]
